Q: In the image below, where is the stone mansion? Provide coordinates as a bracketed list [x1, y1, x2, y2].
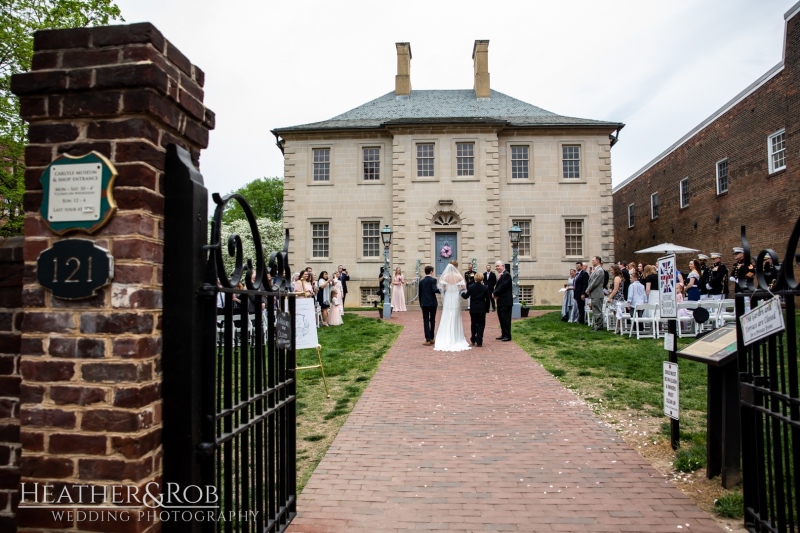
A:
[272, 41, 624, 305]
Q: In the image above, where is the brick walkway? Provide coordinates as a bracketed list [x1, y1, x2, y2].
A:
[287, 309, 723, 532]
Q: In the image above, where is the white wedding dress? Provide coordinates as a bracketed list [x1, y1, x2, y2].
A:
[434, 264, 471, 352]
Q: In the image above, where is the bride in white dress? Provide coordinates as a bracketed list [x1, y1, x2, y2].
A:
[434, 263, 471, 352]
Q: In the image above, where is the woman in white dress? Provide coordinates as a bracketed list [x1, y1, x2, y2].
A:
[434, 263, 471, 352]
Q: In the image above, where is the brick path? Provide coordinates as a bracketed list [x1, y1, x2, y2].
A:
[287, 309, 723, 532]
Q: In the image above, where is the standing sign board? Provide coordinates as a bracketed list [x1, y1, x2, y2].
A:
[657, 254, 677, 319]
[40, 152, 117, 235]
[663, 361, 679, 420]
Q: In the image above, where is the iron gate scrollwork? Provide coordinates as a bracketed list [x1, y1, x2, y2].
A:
[163, 145, 297, 533]
[737, 215, 800, 533]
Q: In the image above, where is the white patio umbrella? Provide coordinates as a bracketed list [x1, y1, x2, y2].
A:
[635, 243, 699, 254]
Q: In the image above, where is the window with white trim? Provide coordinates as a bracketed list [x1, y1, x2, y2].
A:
[511, 146, 529, 179]
[562, 145, 581, 179]
[716, 159, 728, 195]
[628, 204, 635, 228]
[456, 142, 474, 176]
[768, 130, 786, 173]
[650, 192, 659, 220]
[680, 178, 689, 208]
[362, 222, 380, 257]
[511, 219, 532, 257]
[311, 222, 329, 257]
[312, 148, 330, 181]
[363, 147, 380, 180]
[417, 143, 434, 177]
[565, 219, 583, 256]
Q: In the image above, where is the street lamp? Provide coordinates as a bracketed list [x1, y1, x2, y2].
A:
[509, 224, 522, 319]
[381, 224, 393, 319]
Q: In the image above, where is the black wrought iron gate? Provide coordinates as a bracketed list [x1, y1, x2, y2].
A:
[737, 216, 800, 533]
[163, 145, 297, 533]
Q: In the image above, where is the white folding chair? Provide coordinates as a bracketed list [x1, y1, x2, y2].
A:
[677, 301, 699, 338]
[618, 306, 633, 335]
[699, 300, 721, 332]
[630, 303, 658, 339]
[604, 300, 617, 331]
[718, 299, 736, 327]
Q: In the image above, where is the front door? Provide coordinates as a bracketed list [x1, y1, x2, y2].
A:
[435, 233, 457, 275]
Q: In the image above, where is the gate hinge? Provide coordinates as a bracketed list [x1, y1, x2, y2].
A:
[196, 441, 216, 457]
[197, 283, 216, 298]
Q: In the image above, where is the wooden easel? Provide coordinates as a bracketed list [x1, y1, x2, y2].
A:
[295, 343, 330, 398]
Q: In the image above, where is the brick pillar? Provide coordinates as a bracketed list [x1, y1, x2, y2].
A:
[0, 237, 23, 532]
[11, 23, 214, 532]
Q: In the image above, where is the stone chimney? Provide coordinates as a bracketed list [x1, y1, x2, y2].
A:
[396, 42, 412, 98]
[473, 40, 490, 99]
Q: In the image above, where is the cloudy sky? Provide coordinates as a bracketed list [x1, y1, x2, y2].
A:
[114, 0, 794, 207]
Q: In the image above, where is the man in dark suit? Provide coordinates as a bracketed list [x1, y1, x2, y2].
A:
[573, 261, 589, 325]
[492, 261, 513, 341]
[461, 272, 490, 346]
[418, 265, 440, 345]
[483, 264, 497, 311]
[337, 265, 349, 306]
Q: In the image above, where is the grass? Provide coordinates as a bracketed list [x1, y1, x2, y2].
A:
[714, 492, 744, 519]
[294, 313, 401, 492]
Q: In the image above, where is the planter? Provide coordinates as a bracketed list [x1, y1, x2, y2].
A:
[520, 307, 530, 317]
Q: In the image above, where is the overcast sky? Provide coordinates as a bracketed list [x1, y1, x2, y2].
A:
[114, 0, 794, 208]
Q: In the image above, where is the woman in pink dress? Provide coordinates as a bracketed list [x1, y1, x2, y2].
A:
[391, 267, 407, 312]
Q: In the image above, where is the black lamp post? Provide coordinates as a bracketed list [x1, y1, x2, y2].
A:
[381, 224, 393, 319]
[509, 224, 522, 319]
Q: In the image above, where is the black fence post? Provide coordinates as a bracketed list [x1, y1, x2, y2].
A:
[162, 144, 209, 533]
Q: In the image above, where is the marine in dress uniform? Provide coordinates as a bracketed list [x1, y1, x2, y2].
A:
[707, 253, 729, 300]
[730, 247, 755, 293]
[697, 253, 710, 300]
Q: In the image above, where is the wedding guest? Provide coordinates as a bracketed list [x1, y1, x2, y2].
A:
[627, 270, 647, 316]
[685, 260, 701, 301]
[573, 261, 589, 325]
[561, 268, 576, 322]
[328, 288, 343, 326]
[378, 267, 386, 306]
[294, 270, 314, 298]
[391, 267, 407, 312]
[643, 264, 659, 318]
[606, 265, 626, 334]
[461, 272, 490, 346]
[585, 256, 605, 331]
[337, 265, 349, 306]
[464, 263, 475, 310]
[330, 272, 344, 317]
[493, 261, 513, 341]
[483, 264, 497, 312]
[419, 266, 440, 346]
[317, 271, 331, 325]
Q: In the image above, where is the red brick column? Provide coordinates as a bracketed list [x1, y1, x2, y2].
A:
[11, 23, 214, 532]
[0, 237, 23, 532]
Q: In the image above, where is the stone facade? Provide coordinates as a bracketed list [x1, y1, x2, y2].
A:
[612, 5, 800, 267]
[10, 23, 213, 532]
[275, 42, 622, 305]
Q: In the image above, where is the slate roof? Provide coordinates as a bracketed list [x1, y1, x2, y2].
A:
[272, 89, 623, 133]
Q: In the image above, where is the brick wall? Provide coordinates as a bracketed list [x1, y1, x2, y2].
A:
[613, 10, 800, 268]
[0, 237, 23, 532]
[10, 23, 213, 532]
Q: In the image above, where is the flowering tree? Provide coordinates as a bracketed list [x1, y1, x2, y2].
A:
[213, 217, 285, 279]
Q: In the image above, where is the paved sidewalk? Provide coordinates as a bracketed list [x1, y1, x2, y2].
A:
[287, 310, 723, 532]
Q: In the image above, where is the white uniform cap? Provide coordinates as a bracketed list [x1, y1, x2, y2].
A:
[697, 254, 709, 260]
[733, 247, 744, 254]
[710, 253, 722, 259]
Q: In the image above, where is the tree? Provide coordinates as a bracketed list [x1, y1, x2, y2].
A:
[0, 0, 123, 236]
[222, 177, 283, 224]
[212, 217, 285, 279]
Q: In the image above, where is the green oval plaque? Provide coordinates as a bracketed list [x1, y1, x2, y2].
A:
[40, 151, 117, 235]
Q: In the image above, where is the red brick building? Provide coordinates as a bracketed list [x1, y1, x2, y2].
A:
[613, 3, 800, 267]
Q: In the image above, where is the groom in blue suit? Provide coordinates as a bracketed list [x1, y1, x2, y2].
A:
[418, 265, 440, 346]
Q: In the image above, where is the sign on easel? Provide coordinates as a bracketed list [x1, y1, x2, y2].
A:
[657, 254, 677, 318]
[663, 361, 679, 420]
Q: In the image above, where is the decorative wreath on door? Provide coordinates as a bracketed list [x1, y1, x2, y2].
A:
[440, 242, 452, 258]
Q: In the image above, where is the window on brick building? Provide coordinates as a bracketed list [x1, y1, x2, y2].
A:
[628, 204, 635, 228]
[716, 159, 728, 195]
[511, 146, 529, 179]
[313, 148, 330, 181]
[363, 147, 380, 180]
[680, 178, 689, 208]
[768, 130, 786, 174]
[564, 219, 583, 256]
[362, 222, 380, 257]
[312, 222, 329, 257]
[650, 193, 659, 220]
[562, 145, 581, 179]
[417, 143, 434, 177]
[511, 219, 532, 257]
[456, 142, 475, 176]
